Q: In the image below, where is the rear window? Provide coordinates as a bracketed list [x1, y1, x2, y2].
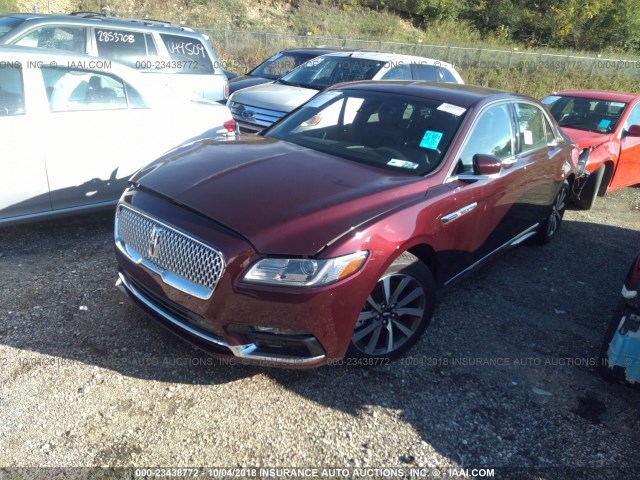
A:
[159, 33, 214, 74]
[413, 64, 440, 82]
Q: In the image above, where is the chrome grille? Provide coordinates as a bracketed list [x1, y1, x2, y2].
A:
[229, 101, 287, 129]
[115, 205, 224, 299]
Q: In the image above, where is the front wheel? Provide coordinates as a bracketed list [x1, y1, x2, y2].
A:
[347, 253, 436, 360]
[534, 180, 569, 244]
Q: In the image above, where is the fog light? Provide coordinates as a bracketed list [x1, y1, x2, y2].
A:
[252, 326, 308, 335]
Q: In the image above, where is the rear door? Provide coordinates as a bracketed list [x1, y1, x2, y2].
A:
[39, 65, 154, 210]
[0, 61, 51, 220]
[501, 102, 564, 235]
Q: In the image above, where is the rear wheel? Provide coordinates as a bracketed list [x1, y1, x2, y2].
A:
[347, 253, 436, 360]
[534, 180, 569, 244]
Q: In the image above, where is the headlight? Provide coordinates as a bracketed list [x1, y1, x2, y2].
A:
[577, 147, 592, 176]
[242, 251, 368, 287]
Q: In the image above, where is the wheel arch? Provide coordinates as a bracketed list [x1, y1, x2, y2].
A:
[599, 160, 615, 196]
[407, 243, 437, 280]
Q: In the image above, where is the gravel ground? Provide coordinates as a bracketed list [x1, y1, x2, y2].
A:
[0, 188, 639, 479]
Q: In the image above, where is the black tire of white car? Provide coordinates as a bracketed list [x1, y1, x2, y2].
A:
[534, 180, 569, 245]
[347, 252, 436, 360]
[574, 165, 605, 210]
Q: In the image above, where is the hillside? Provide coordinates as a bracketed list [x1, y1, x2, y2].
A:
[5, 0, 640, 96]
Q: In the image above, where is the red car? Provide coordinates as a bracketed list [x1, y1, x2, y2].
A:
[115, 81, 576, 367]
[543, 90, 640, 209]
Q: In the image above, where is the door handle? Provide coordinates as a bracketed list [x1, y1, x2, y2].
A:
[441, 202, 478, 224]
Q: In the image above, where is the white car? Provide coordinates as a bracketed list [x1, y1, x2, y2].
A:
[0, 46, 237, 225]
[227, 51, 464, 132]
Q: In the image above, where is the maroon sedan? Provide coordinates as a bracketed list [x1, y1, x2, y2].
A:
[115, 81, 576, 367]
[542, 90, 640, 209]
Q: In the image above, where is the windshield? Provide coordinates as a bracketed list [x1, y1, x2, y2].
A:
[0, 17, 24, 38]
[542, 95, 627, 133]
[250, 51, 325, 80]
[277, 56, 384, 90]
[266, 89, 467, 176]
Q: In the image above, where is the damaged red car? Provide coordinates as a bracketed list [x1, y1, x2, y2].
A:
[115, 81, 576, 367]
[542, 90, 640, 209]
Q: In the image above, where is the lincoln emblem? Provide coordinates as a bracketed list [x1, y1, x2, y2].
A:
[148, 227, 163, 259]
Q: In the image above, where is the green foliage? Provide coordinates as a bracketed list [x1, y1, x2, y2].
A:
[0, 0, 17, 10]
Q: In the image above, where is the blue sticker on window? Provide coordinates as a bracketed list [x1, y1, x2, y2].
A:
[419, 130, 444, 150]
[598, 119, 611, 129]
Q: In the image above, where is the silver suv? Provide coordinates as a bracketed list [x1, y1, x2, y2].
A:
[0, 12, 228, 101]
[227, 51, 463, 132]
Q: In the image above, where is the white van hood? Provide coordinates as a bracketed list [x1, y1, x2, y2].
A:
[230, 82, 318, 113]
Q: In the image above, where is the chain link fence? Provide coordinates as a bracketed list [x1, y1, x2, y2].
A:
[203, 28, 640, 79]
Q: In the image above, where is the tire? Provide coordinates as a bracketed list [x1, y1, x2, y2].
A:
[574, 165, 605, 210]
[534, 180, 569, 245]
[347, 252, 436, 360]
[599, 300, 631, 383]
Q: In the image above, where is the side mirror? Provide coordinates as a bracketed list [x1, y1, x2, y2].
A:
[627, 124, 640, 137]
[473, 153, 502, 176]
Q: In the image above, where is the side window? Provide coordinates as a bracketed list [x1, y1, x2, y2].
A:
[381, 64, 412, 80]
[412, 64, 440, 82]
[159, 34, 214, 74]
[15, 25, 86, 53]
[514, 103, 551, 152]
[94, 29, 148, 68]
[0, 64, 25, 116]
[624, 104, 640, 131]
[124, 83, 148, 109]
[457, 104, 513, 171]
[41, 66, 128, 112]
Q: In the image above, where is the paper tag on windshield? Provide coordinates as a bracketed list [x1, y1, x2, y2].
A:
[388, 159, 419, 169]
[437, 103, 466, 116]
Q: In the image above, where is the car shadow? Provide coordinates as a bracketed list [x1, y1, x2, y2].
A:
[1, 213, 639, 471]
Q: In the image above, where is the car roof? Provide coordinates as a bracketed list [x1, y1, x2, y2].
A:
[332, 81, 517, 108]
[277, 47, 344, 55]
[319, 51, 457, 68]
[553, 89, 639, 103]
[1, 12, 201, 35]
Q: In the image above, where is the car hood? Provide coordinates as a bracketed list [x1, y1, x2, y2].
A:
[230, 83, 317, 113]
[561, 127, 613, 149]
[228, 75, 271, 94]
[131, 136, 426, 256]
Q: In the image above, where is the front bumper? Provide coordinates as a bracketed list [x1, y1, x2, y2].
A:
[113, 189, 371, 368]
[116, 271, 326, 367]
